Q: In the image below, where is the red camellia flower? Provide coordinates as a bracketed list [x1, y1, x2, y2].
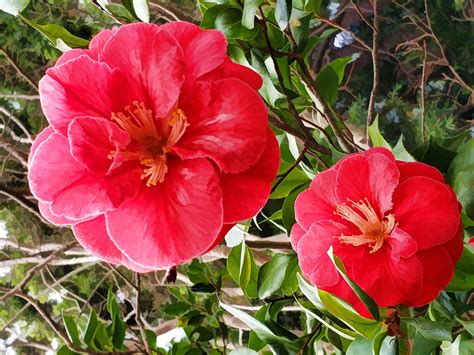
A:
[28, 22, 279, 271]
[291, 147, 462, 317]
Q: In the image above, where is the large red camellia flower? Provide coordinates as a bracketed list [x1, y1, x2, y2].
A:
[28, 22, 279, 271]
[291, 148, 462, 317]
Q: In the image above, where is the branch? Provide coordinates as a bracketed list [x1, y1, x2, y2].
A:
[366, 0, 380, 130]
[0, 49, 39, 92]
[0, 106, 34, 142]
[135, 274, 152, 354]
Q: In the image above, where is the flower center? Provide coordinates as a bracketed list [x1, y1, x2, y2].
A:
[334, 198, 395, 253]
[110, 101, 189, 187]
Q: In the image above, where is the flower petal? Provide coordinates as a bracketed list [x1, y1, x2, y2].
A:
[387, 226, 418, 258]
[347, 244, 423, 307]
[290, 223, 306, 251]
[336, 152, 399, 215]
[39, 201, 92, 226]
[162, 21, 227, 86]
[28, 126, 54, 166]
[199, 58, 262, 91]
[294, 169, 338, 230]
[73, 216, 153, 272]
[219, 129, 279, 223]
[68, 116, 130, 174]
[101, 23, 185, 118]
[403, 246, 453, 306]
[392, 176, 460, 250]
[106, 158, 223, 269]
[176, 78, 268, 174]
[40, 55, 137, 135]
[396, 161, 444, 184]
[297, 220, 348, 288]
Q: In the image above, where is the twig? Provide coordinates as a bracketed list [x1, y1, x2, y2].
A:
[366, 0, 380, 131]
[0, 106, 34, 143]
[148, 1, 180, 21]
[420, 40, 428, 143]
[0, 93, 40, 100]
[0, 240, 77, 302]
[350, 0, 375, 31]
[272, 145, 310, 193]
[135, 273, 152, 355]
[0, 184, 50, 224]
[315, 17, 372, 51]
[0, 49, 39, 92]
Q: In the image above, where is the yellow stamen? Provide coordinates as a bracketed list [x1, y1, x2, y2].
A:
[334, 199, 395, 253]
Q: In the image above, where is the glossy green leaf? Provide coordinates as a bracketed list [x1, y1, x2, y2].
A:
[57, 346, 80, 355]
[121, 0, 150, 22]
[402, 318, 452, 342]
[328, 247, 380, 321]
[282, 185, 307, 231]
[270, 162, 310, 199]
[368, 115, 391, 148]
[0, 0, 30, 16]
[281, 254, 300, 295]
[111, 313, 126, 349]
[230, 348, 259, 355]
[242, 0, 263, 29]
[163, 301, 190, 316]
[315, 57, 352, 105]
[227, 242, 259, 298]
[412, 332, 440, 355]
[441, 335, 461, 355]
[446, 246, 474, 292]
[83, 309, 99, 348]
[392, 135, 416, 162]
[412, 138, 456, 173]
[93, 323, 113, 351]
[346, 336, 373, 355]
[258, 254, 291, 298]
[18, 14, 89, 49]
[215, 8, 259, 40]
[62, 314, 81, 346]
[107, 288, 120, 318]
[297, 273, 324, 310]
[457, 318, 474, 336]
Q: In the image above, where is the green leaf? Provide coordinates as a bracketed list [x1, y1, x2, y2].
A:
[446, 246, 474, 292]
[83, 309, 99, 348]
[242, 0, 263, 29]
[304, 0, 322, 13]
[281, 255, 300, 296]
[121, 0, 150, 22]
[368, 115, 391, 148]
[319, 291, 381, 338]
[163, 301, 190, 316]
[315, 57, 352, 105]
[191, 282, 216, 293]
[346, 336, 373, 355]
[215, 8, 259, 40]
[457, 318, 474, 336]
[258, 254, 291, 299]
[392, 135, 416, 162]
[297, 273, 324, 310]
[57, 346, 80, 355]
[329, 57, 353, 84]
[270, 162, 310, 199]
[230, 348, 259, 355]
[93, 323, 113, 351]
[412, 332, 440, 355]
[412, 138, 456, 173]
[441, 335, 461, 355]
[111, 313, 126, 350]
[448, 139, 474, 218]
[402, 318, 452, 342]
[62, 314, 82, 346]
[107, 288, 120, 318]
[219, 301, 300, 351]
[282, 185, 307, 231]
[275, 0, 292, 30]
[18, 14, 89, 49]
[227, 243, 259, 298]
[0, 0, 30, 16]
[327, 247, 380, 321]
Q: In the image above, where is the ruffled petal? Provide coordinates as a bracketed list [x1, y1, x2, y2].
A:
[73, 216, 153, 272]
[346, 244, 423, 307]
[290, 223, 307, 251]
[101, 23, 185, 118]
[219, 129, 279, 223]
[106, 158, 223, 269]
[162, 21, 227, 86]
[68, 116, 130, 174]
[403, 246, 453, 306]
[387, 226, 418, 259]
[28, 126, 54, 166]
[396, 161, 444, 184]
[39, 201, 92, 226]
[336, 152, 399, 216]
[176, 78, 268, 173]
[40, 55, 138, 135]
[442, 223, 464, 265]
[392, 176, 460, 250]
[294, 169, 338, 230]
[199, 58, 262, 91]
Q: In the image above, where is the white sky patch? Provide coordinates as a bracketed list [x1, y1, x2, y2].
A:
[334, 31, 354, 48]
[156, 327, 186, 350]
[0, 266, 11, 278]
[328, 1, 340, 19]
[47, 289, 67, 304]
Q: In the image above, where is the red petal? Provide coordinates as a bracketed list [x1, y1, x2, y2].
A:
[204, 223, 235, 253]
[295, 169, 338, 230]
[28, 126, 54, 166]
[403, 246, 453, 306]
[219, 129, 279, 223]
[442, 223, 464, 265]
[39, 201, 92, 226]
[336, 152, 399, 215]
[392, 176, 460, 250]
[176, 78, 268, 174]
[290, 223, 306, 251]
[346, 244, 423, 307]
[162, 21, 227, 87]
[68, 116, 130, 174]
[101, 23, 185, 118]
[200, 58, 262, 91]
[106, 158, 223, 269]
[387, 226, 418, 258]
[396, 161, 444, 184]
[40, 55, 138, 135]
[73, 216, 153, 272]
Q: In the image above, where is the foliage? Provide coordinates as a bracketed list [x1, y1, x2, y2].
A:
[0, 0, 472, 354]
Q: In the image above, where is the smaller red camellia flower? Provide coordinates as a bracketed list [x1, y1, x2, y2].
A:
[291, 148, 463, 317]
[28, 22, 279, 271]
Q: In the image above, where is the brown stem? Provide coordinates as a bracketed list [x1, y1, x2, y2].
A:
[366, 0, 380, 132]
[135, 274, 152, 355]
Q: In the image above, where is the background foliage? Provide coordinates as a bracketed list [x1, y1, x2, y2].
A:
[0, 0, 472, 354]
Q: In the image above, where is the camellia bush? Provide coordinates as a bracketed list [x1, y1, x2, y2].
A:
[0, 0, 473, 354]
